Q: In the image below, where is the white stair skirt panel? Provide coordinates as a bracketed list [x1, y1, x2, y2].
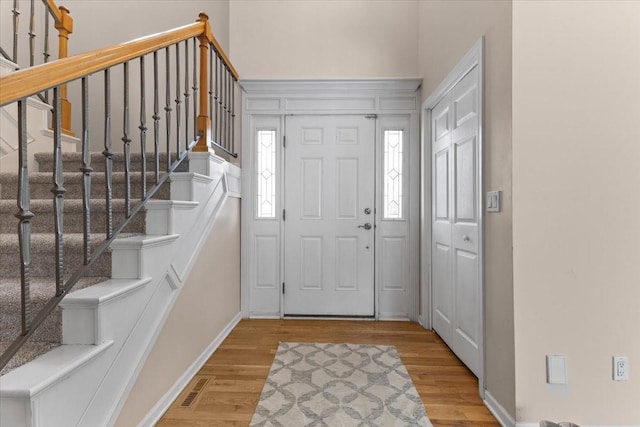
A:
[0, 150, 242, 427]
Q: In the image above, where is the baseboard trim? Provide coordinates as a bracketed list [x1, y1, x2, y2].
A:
[484, 390, 515, 427]
[138, 312, 242, 427]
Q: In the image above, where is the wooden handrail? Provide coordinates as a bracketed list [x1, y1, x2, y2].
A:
[0, 16, 237, 107]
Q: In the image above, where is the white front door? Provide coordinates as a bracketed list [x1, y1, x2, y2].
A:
[284, 115, 376, 316]
[431, 66, 481, 376]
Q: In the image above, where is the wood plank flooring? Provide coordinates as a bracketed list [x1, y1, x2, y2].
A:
[157, 320, 499, 426]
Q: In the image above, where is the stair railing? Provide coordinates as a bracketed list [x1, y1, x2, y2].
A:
[0, 12, 239, 370]
[2, 0, 74, 133]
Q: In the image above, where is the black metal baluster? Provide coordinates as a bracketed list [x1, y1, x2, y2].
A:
[175, 43, 182, 158]
[165, 47, 172, 171]
[12, 0, 20, 63]
[231, 77, 236, 154]
[80, 78, 93, 264]
[153, 51, 160, 184]
[103, 69, 114, 238]
[43, 11, 50, 103]
[217, 55, 223, 146]
[16, 99, 33, 335]
[43, 10, 50, 63]
[51, 87, 66, 295]
[28, 0, 35, 67]
[192, 37, 198, 143]
[122, 62, 132, 217]
[139, 56, 147, 198]
[222, 65, 228, 150]
[184, 40, 190, 149]
[212, 45, 218, 145]
[226, 66, 231, 151]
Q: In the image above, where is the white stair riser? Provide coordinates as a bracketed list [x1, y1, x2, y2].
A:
[169, 173, 214, 202]
[188, 151, 226, 178]
[62, 307, 96, 345]
[144, 202, 199, 236]
[110, 236, 179, 280]
[61, 280, 150, 345]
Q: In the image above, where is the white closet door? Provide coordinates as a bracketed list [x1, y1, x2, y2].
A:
[431, 66, 481, 376]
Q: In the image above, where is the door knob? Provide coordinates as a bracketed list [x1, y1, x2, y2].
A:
[463, 234, 471, 242]
[358, 223, 372, 230]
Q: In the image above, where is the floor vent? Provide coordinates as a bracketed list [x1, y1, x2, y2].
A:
[180, 377, 211, 408]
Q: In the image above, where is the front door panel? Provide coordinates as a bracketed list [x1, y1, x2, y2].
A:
[284, 115, 375, 316]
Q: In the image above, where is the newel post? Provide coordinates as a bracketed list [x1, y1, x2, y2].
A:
[195, 12, 212, 152]
[55, 6, 74, 135]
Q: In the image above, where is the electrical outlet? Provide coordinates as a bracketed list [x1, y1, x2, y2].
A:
[613, 356, 629, 381]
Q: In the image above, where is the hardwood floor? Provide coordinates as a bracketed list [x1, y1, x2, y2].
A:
[157, 320, 499, 426]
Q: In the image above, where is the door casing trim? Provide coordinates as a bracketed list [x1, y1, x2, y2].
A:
[241, 79, 422, 321]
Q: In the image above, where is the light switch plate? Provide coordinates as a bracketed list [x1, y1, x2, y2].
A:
[546, 354, 568, 384]
[486, 191, 501, 212]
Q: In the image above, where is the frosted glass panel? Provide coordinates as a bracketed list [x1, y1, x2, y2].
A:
[257, 129, 276, 218]
[383, 129, 404, 219]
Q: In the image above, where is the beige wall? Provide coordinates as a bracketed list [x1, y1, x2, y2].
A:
[418, 0, 515, 417]
[229, 0, 419, 78]
[63, 0, 229, 54]
[512, 1, 640, 424]
[115, 197, 241, 426]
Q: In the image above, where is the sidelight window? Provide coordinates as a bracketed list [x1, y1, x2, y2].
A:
[383, 129, 404, 219]
[256, 129, 277, 218]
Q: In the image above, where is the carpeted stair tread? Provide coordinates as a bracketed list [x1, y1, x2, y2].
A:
[0, 233, 121, 278]
[34, 151, 189, 173]
[0, 198, 146, 233]
[0, 341, 60, 376]
[0, 232, 112, 250]
[0, 171, 170, 200]
[0, 277, 109, 343]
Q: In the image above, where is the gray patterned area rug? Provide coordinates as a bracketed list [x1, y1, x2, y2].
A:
[250, 342, 432, 426]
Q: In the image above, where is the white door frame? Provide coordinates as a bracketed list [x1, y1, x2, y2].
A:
[420, 38, 485, 395]
[241, 79, 422, 321]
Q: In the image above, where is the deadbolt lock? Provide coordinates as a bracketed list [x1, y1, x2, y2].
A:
[364, 208, 372, 215]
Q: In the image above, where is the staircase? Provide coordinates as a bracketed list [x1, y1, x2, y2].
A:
[0, 145, 240, 426]
[0, 86, 241, 427]
[0, 10, 241, 424]
[0, 152, 173, 375]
